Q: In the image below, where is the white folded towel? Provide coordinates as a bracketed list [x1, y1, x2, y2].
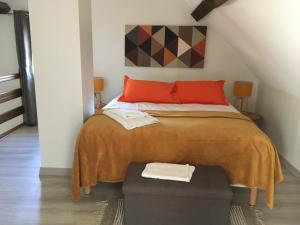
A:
[108, 109, 148, 119]
[142, 162, 195, 182]
[103, 109, 159, 130]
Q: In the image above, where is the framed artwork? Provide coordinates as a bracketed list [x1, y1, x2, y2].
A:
[125, 25, 207, 68]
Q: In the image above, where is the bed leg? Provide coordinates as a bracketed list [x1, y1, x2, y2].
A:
[83, 186, 91, 195]
[249, 188, 257, 206]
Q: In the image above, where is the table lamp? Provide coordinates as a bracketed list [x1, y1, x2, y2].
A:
[94, 77, 104, 109]
[233, 81, 253, 112]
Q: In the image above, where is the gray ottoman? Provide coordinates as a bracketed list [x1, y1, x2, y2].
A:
[122, 163, 233, 225]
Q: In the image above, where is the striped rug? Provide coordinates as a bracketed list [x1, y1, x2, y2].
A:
[96, 199, 264, 225]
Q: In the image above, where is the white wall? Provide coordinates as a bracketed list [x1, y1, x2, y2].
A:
[0, 0, 28, 75]
[193, 0, 300, 99]
[92, 0, 259, 111]
[193, 0, 300, 171]
[78, 0, 94, 120]
[0, 0, 27, 136]
[0, 13, 18, 75]
[28, 0, 93, 168]
[257, 84, 300, 171]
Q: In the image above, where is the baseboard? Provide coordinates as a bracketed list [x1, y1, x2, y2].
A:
[279, 154, 300, 180]
[39, 167, 71, 176]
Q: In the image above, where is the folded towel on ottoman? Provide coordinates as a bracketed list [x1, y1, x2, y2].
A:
[142, 162, 195, 182]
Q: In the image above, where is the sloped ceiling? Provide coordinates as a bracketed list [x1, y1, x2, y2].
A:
[186, 0, 300, 97]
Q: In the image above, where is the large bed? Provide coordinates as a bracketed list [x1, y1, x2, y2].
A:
[72, 98, 283, 208]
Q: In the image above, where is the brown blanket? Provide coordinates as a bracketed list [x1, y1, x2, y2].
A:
[72, 110, 283, 208]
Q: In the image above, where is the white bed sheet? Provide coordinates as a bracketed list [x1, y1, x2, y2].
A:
[103, 96, 239, 113]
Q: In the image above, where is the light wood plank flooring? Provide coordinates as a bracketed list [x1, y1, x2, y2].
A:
[0, 126, 299, 225]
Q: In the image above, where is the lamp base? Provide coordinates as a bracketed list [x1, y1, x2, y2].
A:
[236, 97, 249, 112]
[94, 92, 104, 109]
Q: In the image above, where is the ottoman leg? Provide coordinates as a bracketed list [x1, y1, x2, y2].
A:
[249, 188, 257, 206]
[84, 186, 91, 195]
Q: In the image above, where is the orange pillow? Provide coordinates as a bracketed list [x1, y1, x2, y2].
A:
[175, 80, 228, 105]
[118, 75, 178, 103]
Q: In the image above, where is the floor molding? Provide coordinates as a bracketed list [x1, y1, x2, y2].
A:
[280, 154, 300, 180]
[39, 167, 71, 176]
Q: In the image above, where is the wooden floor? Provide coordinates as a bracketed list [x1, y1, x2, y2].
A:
[0, 126, 299, 225]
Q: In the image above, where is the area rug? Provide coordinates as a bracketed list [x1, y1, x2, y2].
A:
[95, 199, 265, 225]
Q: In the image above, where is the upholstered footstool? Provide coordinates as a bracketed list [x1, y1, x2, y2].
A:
[122, 163, 233, 225]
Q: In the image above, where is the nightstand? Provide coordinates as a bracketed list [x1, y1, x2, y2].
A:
[242, 112, 262, 125]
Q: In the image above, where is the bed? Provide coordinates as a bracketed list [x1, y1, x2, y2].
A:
[72, 97, 283, 208]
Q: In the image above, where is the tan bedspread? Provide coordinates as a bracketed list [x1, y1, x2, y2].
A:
[72, 110, 283, 208]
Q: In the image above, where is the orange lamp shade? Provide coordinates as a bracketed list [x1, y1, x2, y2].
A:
[233, 81, 253, 97]
[94, 77, 104, 92]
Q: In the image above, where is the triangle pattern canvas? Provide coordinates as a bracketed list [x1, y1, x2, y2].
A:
[140, 25, 152, 35]
[140, 38, 152, 56]
[137, 27, 151, 45]
[125, 25, 207, 68]
[152, 27, 165, 46]
[151, 38, 163, 56]
[193, 39, 206, 57]
[165, 27, 178, 46]
[177, 38, 190, 57]
[166, 39, 178, 56]
[164, 48, 177, 66]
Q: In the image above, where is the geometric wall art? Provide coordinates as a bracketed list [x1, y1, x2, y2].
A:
[125, 25, 207, 68]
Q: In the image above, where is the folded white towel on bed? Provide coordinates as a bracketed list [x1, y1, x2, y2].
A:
[142, 162, 195, 182]
[103, 109, 159, 130]
[107, 109, 148, 119]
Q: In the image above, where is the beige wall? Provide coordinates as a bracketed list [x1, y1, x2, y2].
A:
[257, 84, 300, 171]
[197, 0, 300, 171]
[78, 0, 94, 120]
[28, 0, 93, 168]
[0, 0, 27, 136]
[202, 0, 300, 98]
[0, 0, 28, 75]
[0, 14, 18, 75]
[92, 0, 259, 111]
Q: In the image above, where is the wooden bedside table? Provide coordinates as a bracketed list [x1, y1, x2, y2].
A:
[242, 112, 262, 124]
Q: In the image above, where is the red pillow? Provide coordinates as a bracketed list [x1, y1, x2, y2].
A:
[175, 80, 228, 105]
[118, 75, 178, 103]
